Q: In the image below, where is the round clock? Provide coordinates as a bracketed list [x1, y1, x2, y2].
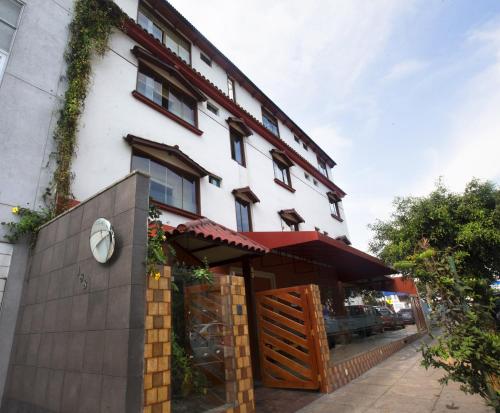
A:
[89, 218, 115, 263]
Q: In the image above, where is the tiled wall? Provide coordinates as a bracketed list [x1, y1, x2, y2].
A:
[1, 172, 150, 413]
[144, 269, 255, 413]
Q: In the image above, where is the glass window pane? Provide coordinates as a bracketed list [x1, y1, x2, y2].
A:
[138, 11, 162, 42]
[166, 167, 183, 209]
[178, 46, 190, 64]
[240, 203, 250, 231]
[131, 155, 149, 173]
[182, 176, 196, 213]
[168, 88, 182, 118]
[150, 161, 167, 183]
[150, 181, 167, 204]
[0, 0, 21, 27]
[182, 100, 195, 125]
[0, 21, 15, 52]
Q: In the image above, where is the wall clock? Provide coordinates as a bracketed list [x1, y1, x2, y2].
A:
[89, 218, 115, 263]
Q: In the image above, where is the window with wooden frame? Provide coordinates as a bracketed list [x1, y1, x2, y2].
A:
[0, 0, 23, 82]
[229, 129, 246, 166]
[327, 192, 342, 221]
[318, 158, 329, 178]
[235, 198, 252, 232]
[132, 153, 199, 214]
[270, 149, 294, 191]
[136, 64, 197, 126]
[278, 209, 304, 232]
[262, 108, 279, 136]
[137, 3, 191, 63]
[227, 76, 236, 101]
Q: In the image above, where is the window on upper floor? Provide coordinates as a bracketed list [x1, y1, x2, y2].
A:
[137, 64, 197, 126]
[132, 154, 198, 214]
[137, 3, 191, 64]
[200, 52, 212, 66]
[227, 76, 236, 101]
[318, 159, 329, 178]
[273, 159, 291, 187]
[235, 198, 252, 231]
[0, 0, 22, 81]
[302, 142, 308, 151]
[279, 209, 304, 232]
[229, 129, 246, 167]
[327, 192, 342, 221]
[206, 101, 219, 115]
[262, 108, 279, 136]
[209, 175, 221, 187]
[294, 136, 300, 144]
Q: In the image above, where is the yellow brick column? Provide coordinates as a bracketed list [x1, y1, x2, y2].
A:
[309, 284, 334, 393]
[144, 266, 172, 413]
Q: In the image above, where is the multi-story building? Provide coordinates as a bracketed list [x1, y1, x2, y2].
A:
[71, 0, 350, 240]
[0, 0, 72, 400]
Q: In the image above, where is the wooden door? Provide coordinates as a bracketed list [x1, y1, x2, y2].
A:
[255, 285, 320, 390]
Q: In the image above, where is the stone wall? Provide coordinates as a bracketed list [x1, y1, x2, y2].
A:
[1, 172, 150, 413]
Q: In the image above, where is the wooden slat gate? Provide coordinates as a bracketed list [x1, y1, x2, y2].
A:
[256, 285, 321, 390]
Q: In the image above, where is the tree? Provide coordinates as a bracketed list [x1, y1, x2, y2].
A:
[369, 179, 500, 410]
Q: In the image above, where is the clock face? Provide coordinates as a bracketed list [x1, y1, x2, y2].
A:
[90, 218, 115, 263]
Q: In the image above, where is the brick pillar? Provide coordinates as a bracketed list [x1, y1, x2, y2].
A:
[309, 284, 333, 393]
[144, 266, 171, 413]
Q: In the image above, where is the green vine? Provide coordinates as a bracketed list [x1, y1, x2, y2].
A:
[53, 0, 125, 211]
[147, 204, 168, 279]
[1, 206, 54, 246]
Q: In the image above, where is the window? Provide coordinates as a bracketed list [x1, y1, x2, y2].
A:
[318, 159, 329, 178]
[313, 179, 318, 186]
[329, 197, 341, 219]
[137, 65, 197, 126]
[0, 0, 22, 81]
[132, 154, 198, 213]
[294, 136, 300, 144]
[227, 76, 235, 100]
[273, 159, 291, 187]
[283, 221, 299, 231]
[235, 198, 252, 232]
[200, 52, 212, 66]
[230, 129, 245, 166]
[206, 101, 219, 115]
[304, 172, 310, 180]
[137, 9, 163, 41]
[137, 4, 191, 64]
[278, 209, 304, 232]
[209, 175, 221, 187]
[302, 143, 308, 151]
[262, 108, 279, 136]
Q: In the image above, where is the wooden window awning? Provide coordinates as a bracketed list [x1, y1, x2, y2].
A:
[327, 190, 344, 202]
[232, 186, 260, 203]
[278, 208, 305, 225]
[270, 149, 294, 167]
[125, 134, 211, 177]
[226, 116, 253, 137]
[132, 46, 207, 101]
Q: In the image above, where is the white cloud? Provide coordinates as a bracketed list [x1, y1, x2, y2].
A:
[384, 59, 429, 81]
[415, 19, 500, 195]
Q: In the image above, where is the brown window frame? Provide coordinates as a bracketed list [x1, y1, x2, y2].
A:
[235, 198, 252, 232]
[230, 129, 246, 167]
[318, 158, 329, 178]
[262, 107, 280, 136]
[227, 76, 236, 101]
[329, 197, 342, 221]
[135, 64, 200, 131]
[131, 149, 201, 217]
[272, 158, 292, 188]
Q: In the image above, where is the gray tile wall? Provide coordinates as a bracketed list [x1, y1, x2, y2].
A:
[1, 172, 150, 413]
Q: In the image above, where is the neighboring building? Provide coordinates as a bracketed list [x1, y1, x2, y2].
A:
[71, 0, 350, 239]
[0, 0, 72, 400]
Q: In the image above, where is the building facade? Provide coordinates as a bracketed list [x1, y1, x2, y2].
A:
[0, 0, 72, 400]
[71, 0, 350, 240]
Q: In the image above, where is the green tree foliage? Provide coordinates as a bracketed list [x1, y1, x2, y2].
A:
[369, 179, 500, 410]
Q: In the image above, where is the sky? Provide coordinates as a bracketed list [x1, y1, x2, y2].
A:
[169, 0, 500, 252]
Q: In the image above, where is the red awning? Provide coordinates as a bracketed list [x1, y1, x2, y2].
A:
[168, 219, 269, 264]
[243, 231, 394, 282]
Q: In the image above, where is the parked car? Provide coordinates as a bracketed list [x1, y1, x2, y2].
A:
[398, 308, 416, 325]
[325, 305, 384, 347]
[374, 306, 405, 330]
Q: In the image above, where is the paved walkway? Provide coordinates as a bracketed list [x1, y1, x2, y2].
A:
[297, 339, 494, 413]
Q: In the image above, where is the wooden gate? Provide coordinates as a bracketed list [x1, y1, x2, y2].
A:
[255, 285, 321, 390]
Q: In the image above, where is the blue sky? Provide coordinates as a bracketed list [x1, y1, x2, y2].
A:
[170, 0, 500, 251]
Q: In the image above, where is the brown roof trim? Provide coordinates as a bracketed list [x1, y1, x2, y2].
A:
[226, 116, 253, 137]
[278, 208, 305, 225]
[132, 45, 207, 101]
[143, 0, 336, 167]
[270, 149, 294, 167]
[122, 20, 346, 196]
[232, 186, 260, 203]
[125, 134, 211, 177]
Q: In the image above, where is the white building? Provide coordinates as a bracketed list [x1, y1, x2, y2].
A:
[71, 0, 351, 240]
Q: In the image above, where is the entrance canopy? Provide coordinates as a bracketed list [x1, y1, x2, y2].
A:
[243, 231, 394, 283]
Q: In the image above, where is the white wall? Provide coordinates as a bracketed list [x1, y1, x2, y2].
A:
[73, 7, 349, 238]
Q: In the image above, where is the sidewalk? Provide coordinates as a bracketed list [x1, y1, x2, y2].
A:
[297, 339, 494, 413]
